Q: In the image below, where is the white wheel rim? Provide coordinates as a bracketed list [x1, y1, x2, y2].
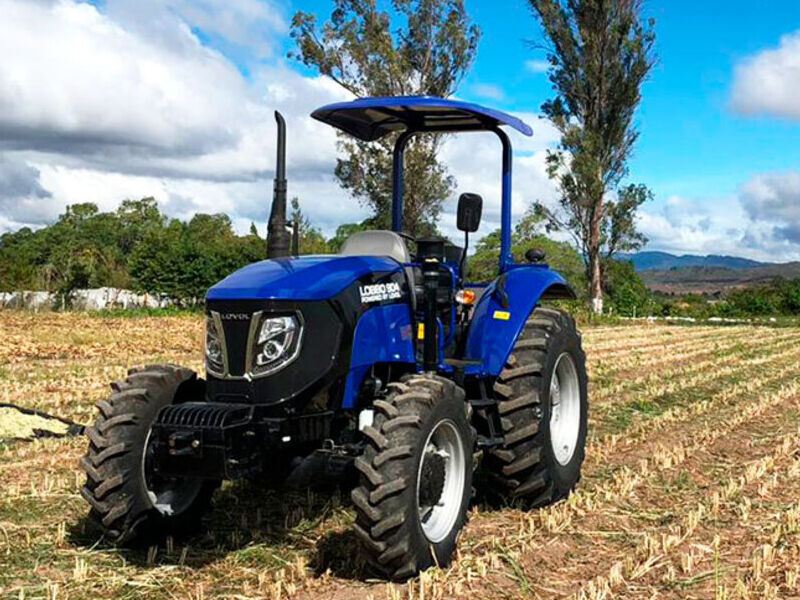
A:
[141, 429, 203, 516]
[416, 419, 466, 544]
[549, 353, 581, 466]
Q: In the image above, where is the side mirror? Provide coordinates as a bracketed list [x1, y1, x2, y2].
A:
[457, 193, 482, 233]
[525, 248, 546, 263]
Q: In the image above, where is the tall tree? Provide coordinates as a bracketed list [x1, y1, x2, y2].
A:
[290, 0, 480, 236]
[528, 0, 655, 313]
[290, 197, 331, 254]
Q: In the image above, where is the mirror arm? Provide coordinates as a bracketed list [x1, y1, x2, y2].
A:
[460, 230, 468, 284]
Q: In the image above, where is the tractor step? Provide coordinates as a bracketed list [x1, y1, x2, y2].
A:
[469, 397, 497, 408]
[444, 358, 482, 369]
[477, 435, 505, 449]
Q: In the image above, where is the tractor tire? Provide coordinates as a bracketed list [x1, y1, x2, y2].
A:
[80, 364, 218, 545]
[483, 306, 588, 506]
[351, 374, 475, 580]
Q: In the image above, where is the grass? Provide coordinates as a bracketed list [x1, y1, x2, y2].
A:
[2, 312, 800, 599]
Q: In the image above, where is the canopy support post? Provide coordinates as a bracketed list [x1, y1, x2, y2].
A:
[392, 131, 414, 232]
[494, 128, 514, 273]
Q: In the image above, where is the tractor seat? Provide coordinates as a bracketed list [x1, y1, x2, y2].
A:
[339, 230, 411, 264]
[340, 231, 417, 306]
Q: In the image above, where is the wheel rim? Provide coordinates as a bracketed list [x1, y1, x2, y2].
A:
[549, 352, 581, 466]
[416, 419, 466, 544]
[141, 429, 204, 517]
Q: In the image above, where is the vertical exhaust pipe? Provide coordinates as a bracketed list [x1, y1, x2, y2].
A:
[267, 111, 291, 259]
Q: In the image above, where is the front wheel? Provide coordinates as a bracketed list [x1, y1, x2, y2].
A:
[80, 365, 218, 544]
[351, 374, 475, 580]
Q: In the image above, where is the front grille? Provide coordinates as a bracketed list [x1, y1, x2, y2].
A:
[157, 402, 252, 428]
[219, 316, 251, 376]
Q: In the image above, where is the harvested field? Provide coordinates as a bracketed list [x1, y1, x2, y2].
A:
[1, 311, 799, 599]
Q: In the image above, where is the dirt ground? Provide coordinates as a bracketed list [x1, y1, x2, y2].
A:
[1, 312, 799, 599]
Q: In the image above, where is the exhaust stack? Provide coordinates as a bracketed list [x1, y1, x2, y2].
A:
[267, 111, 291, 259]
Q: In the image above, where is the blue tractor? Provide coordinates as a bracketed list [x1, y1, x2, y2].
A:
[81, 97, 588, 580]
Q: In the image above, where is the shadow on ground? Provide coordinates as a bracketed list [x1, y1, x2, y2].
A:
[68, 479, 369, 579]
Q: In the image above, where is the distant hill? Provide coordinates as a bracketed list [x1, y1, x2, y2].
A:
[617, 251, 766, 271]
[614, 251, 800, 295]
[639, 263, 800, 295]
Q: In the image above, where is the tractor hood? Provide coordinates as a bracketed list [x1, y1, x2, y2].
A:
[206, 255, 404, 301]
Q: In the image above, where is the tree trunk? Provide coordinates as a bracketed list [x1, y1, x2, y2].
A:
[589, 202, 604, 315]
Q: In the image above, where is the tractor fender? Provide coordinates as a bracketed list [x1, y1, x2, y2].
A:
[342, 303, 416, 409]
[463, 266, 576, 377]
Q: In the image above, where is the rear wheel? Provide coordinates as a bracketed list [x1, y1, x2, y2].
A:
[351, 374, 475, 580]
[483, 306, 588, 506]
[80, 365, 218, 544]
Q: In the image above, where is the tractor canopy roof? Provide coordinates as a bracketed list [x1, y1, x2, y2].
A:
[311, 95, 533, 141]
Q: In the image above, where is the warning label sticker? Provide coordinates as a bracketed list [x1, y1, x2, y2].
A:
[359, 282, 403, 304]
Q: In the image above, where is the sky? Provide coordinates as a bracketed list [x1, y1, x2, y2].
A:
[1, 0, 799, 262]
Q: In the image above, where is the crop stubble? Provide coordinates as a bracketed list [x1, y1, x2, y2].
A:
[0, 313, 799, 599]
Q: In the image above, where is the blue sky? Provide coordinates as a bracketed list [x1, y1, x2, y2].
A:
[2, 0, 799, 261]
[290, 0, 800, 221]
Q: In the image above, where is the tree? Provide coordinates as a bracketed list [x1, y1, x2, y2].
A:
[290, 197, 331, 254]
[327, 221, 371, 252]
[604, 259, 651, 316]
[528, 0, 655, 313]
[116, 197, 164, 254]
[468, 207, 587, 293]
[290, 0, 480, 236]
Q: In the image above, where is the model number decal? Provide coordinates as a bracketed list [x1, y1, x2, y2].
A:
[359, 282, 402, 304]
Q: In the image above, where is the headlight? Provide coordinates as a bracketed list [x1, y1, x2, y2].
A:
[205, 315, 224, 374]
[251, 314, 302, 375]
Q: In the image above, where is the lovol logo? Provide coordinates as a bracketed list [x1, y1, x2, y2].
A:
[220, 313, 250, 321]
[359, 281, 402, 304]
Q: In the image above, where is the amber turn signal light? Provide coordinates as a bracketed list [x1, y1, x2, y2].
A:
[455, 289, 476, 305]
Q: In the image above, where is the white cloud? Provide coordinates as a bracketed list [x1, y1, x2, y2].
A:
[0, 155, 53, 227]
[0, 0, 562, 246]
[635, 203, 749, 258]
[524, 59, 549, 74]
[436, 114, 559, 244]
[739, 170, 800, 247]
[731, 30, 800, 120]
[472, 83, 505, 102]
[1, 1, 250, 156]
[630, 171, 800, 263]
[101, 0, 286, 60]
[739, 171, 800, 223]
[0, 0, 352, 235]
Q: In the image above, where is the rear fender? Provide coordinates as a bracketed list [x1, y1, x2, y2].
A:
[463, 266, 575, 376]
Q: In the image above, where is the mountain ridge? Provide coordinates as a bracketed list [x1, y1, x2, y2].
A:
[617, 251, 768, 271]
